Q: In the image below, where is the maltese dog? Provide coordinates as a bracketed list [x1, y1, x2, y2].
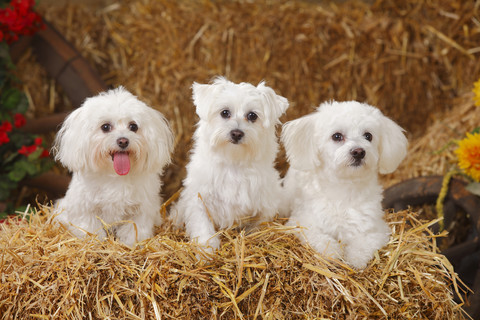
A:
[53, 87, 174, 246]
[171, 77, 289, 251]
[281, 101, 407, 269]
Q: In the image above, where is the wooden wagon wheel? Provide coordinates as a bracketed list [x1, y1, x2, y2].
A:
[10, 19, 109, 198]
[383, 176, 480, 319]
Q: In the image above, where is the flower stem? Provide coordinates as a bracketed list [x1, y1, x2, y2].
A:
[436, 170, 461, 232]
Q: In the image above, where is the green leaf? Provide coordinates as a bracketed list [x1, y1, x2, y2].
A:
[1, 88, 23, 111]
[8, 160, 37, 182]
[3, 151, 20, 166]
[0, 42, 14, 69]
[466, 182, 480, 197]
[13, 93, 29, 114]
[8, 165, 26, 182]
[27, 148, 43, 161]
[471, 127, 480, 135]
[23, 160, 38, 176]
[9, 131, 32, 148]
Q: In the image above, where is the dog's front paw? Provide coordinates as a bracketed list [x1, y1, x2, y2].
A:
[302, 232, 343, 261]
[196, 234, 220, 251]
[344, 246, 373, 270]
[192, 235, 221, 261]
[344, 231, 390, 269]
[345, 256, 369, 270]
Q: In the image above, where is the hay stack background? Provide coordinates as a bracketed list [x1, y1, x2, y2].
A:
[2, 0, 480, 318]
[14, 0, 480, 199]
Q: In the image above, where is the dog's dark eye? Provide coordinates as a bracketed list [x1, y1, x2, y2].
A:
[246, 112, 258, 122]
[220, 109, 231, 119]
[364, 132, 373, 142]
[332, 132, 344, 142]
[101, 123, 112, 133]
[129, 122, 138, 132]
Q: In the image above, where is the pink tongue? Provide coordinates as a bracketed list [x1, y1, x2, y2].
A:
[113, 152, 130, 175]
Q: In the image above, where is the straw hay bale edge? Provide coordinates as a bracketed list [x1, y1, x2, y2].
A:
[0, 205, 470, 319]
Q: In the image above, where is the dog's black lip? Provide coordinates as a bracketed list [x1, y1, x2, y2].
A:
[350, 159, 364, 167]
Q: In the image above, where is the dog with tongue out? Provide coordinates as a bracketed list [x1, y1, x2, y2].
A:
[52, 87, 174, 246]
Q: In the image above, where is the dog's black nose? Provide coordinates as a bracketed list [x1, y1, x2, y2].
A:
[117, 137, 129, 149]
[230, 129, 244, 143]
[350, 148, 365, 160]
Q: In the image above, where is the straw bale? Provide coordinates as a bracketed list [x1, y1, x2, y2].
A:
[0, 206, 469, 319]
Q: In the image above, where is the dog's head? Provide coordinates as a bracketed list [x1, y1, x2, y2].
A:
[53, 87, 174, 176]
[192, 77, 289, 162]
[282, 101, 407, 179]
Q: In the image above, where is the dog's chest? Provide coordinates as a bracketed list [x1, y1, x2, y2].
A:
[84, 177, 152, 220]
[211, 168, 261, 203]
[201, 166, 276, 217]
[300, 183, 384, 234]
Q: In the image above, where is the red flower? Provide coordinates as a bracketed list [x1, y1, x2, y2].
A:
[0, 0, 44, 44]
[0, 131, 9, 145]
[1, 121, 13, 132]
[11, 0, 35, 15]
[14, 113, 26, 128]
[18, 144, 37, 156]
[40, 148, 49, 158]
[34, 137, 42, 146]
[0, 121, 13, 145]
[18, 141, 49, 157]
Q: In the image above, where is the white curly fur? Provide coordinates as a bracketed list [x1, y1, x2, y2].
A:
[53, 87, 174, 246]
[170, 77, 289, 251]
[281, 101, 407, 269]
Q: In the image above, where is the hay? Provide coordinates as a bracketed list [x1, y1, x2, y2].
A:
[32, 0, 480, 134]
[14, 0, 480, 198]
[0, 206, 470, 319]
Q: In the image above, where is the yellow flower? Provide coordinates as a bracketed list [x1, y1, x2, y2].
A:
[455, 132, 480, 181]
[474, 78, 480, 107]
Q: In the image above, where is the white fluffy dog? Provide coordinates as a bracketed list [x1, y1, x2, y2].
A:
[171, 77, 289, 250]
[53, 87, 174, 246]
[281, 101, 407, 269]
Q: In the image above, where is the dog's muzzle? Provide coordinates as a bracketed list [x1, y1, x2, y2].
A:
[230, 129, 244, 144]
[350, 147, 365, 166]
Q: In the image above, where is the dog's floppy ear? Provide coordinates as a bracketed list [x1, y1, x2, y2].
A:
[143, 108, 175, 173]
[192, 82, 213, 120]
[378, 115, 408, 174]
[192, 77, 229, 120]
[52, 106, 90, 172]
[281, 113, 320, 171]
[256, 81, 289, 126]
